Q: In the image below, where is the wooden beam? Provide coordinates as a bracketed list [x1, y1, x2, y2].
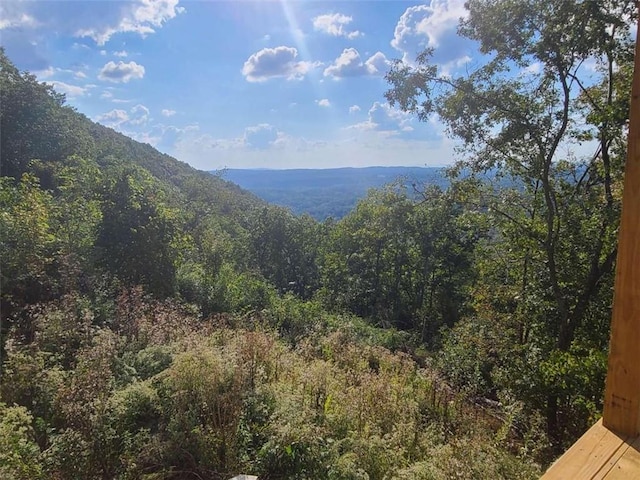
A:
[602, 18, 640, 436]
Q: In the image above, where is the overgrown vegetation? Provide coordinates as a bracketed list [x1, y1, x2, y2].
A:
[0, 0, 636, 478]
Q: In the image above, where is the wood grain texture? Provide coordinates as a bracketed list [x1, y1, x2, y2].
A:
[602, 19, 640, 437]
[602, 436, 640, 480]
[541, 420, 629, 480]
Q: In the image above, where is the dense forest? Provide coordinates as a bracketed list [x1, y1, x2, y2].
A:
[0, 1, 636, 479]
[221, 167, 448, 220]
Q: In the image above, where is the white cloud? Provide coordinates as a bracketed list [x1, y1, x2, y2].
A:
[365, 52, 391, 75]
[323, 48, 390, 79]
[244, 124, 278, 149]
[439, 55, 472, 78]
[113, 50, 128, 57]
[391, 0, 470, 64]
[171, 125, 452, 170]
[98, 109, 129, 126]
[99, 61, 145, 83]
[76, 0, 185, 45]
[0, 11, 39, 30]
[97, 104, 149, 127]
[522, 61, 542, 75]
[316, 99, 331, 107]
[35, 66, 55, 79]
[312, 13, 362, 39]
[100, 50, 107, 56]
[242, 46, 319, 82]
[349, 105, 361, 114]
[347, 101, 441, 141]
[35, 66, 89, 82]
[161, 109, 176, 117]
[129, 104, 150, 125]
[48, 81, 87, 97]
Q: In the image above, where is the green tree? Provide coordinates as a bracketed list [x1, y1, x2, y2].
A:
[385, 0, 634, 445]
[320, 186, 478, 335]
[0, 175, 57, 322]
[245, 206, 321, 299]
[96, 164, 178, 297]
[0, 49, 94, 179]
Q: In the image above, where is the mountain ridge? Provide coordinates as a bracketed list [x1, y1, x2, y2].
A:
[220, 166, 448, 219]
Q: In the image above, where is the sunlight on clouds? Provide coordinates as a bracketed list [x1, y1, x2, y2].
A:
[76, 0, 185, 45]
[242, 46, 320, 82]
[97, 109, 130, 126]
[312, 13, 362, 39]
[99, 61, 145, 83]
[323, 48, 390, 79]
[391, 0, 470, 65]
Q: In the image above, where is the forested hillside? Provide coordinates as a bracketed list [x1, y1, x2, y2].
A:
[0, 1, 636, 479]
[222, 167, 448, 220]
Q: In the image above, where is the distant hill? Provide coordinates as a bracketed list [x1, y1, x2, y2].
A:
[221, 166, 448, 220]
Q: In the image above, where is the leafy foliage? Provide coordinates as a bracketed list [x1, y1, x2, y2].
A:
[0, 1, 636, 473]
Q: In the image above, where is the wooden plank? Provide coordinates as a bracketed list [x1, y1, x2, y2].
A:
[602, 435, 640, 480]
[592, 439, 633, 480]
[541, 420, 629, 480]
[602, 17, 640, 436]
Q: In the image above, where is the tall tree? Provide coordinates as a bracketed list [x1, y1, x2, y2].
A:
[96, 164, 178, 297]
[385, 0, 635, 444]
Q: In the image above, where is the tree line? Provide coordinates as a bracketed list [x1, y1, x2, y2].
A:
[0, 0, 636, 477]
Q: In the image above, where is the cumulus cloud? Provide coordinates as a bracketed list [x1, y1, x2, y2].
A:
[242, 46, 318, 82]
[348, 101, 441, 141]
[316, 99, 331, 107]
[113, 50, 128, 57]
[161, 109, 176, 117]
[349, 105, 361, 114]
[99, 61, 145, 83]
[129, 104, 150, 125]
[97, 109, 129, 126]
[365, 52, 391, 75]
[76, 0, 185, 45]
[312, 13, 362, 39]
[0, 1, 181, 71]
[97, 104, 150, 127]
[323, 48, 390, 78]
[391, 0, 470, 64]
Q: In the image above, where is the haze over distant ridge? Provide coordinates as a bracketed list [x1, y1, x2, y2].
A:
[221, 166, 447, 220]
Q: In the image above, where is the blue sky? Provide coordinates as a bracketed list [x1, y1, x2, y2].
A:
[1, 0, 476, 170]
